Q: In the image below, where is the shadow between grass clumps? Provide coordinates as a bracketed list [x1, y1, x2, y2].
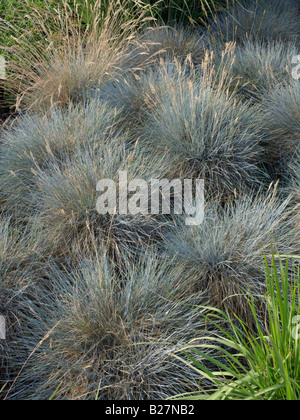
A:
[134, 63, 269, 197]
[208, 40, 298, 103]
[0, 216, 45, 391]
[260, 82, 300, 178]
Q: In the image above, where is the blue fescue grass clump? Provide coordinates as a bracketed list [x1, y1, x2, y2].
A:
[0, 0, 299, 401]
[0, 217, 25, 291]
[164, 191, 297, 323]
[30, 142, 172, 262]
[0, 216, 43, 390]
[138, 64, 267, 196]
[287, 159, 300, 249]
[210, 40, 298, 102]
[260, 82, 300, 176]
[0, 288, 31, 392]
[94, 58, 196, 130]
[0, 99, 124, 216]
[4, 254, 213, 400]
[0, 216, 42, 290]
[289, 159, 300, 207]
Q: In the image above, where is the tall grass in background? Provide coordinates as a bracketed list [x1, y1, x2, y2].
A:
[172, 252, 300, 400]
[0, 0, 156, 111]
[0, 0, 233, 32]
[143, 0, 231, 25]
[210, 40, 298, 103]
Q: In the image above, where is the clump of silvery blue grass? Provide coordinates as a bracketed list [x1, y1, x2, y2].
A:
[260, 82, 300, 177]
[164, 190, 297, 324]
[93, 57, 195, 132]
[209, 40, 297, 102]
[209, 0, 300, 45]
[138, 64, 267, 197]
[0, 216, 42, 391]
[31, 141, 172, 263]
[5, 253, 214, 400]
[0, 99, 124, 217]
[125, 25, 208, 71]
[0, 217, 25, 291]
[0, 288, 32, 394]
[0, 216, 43, 290]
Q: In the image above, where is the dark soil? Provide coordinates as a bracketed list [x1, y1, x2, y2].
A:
[0, 87, 19, 130]
[0, 87, 10, 125]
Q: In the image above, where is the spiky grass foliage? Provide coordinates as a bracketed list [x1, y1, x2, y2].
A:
[209, 0, 300, 45]
[0, 216, 48, 292]
[0, 99, 125, 216]
[95, 58, 196, 130]
[31, 142, 171, 262]
[0, 0, 152, 111]
[210, 40, 297, 102]
[260, 82, 300, 176]
[0, 216, 42, 388]
[5, 254, 213, 400]
[0, 216, 46, 290]
[164, 191, 297, 324]
[0, 217, 29, 290]
[138, 68, 266, 196]
[127, 25, 208, 70]
[172, 253, 300, 400]
[97, 44, 241, 129]
[147, 0, 231, 25]
[289, 160, 300, 204]
[0, 288, 33, 393]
